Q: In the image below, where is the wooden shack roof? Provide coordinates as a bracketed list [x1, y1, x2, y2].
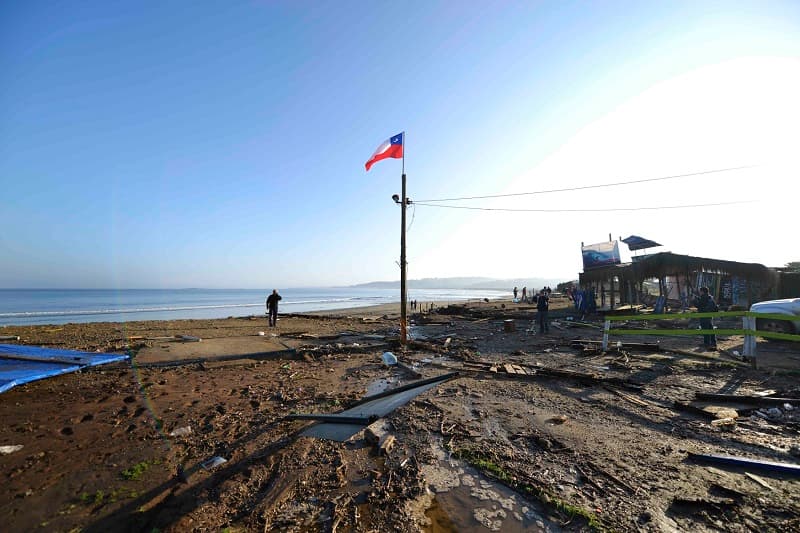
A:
[579, 252, 774, 284]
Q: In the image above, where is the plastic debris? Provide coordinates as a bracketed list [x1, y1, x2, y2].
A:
[381, 352, 398, 366]
[200, 456, 228, 470]
[258, 331, 265, 336]
[169, 426, 192, 437]
[0, 444, 23, 455]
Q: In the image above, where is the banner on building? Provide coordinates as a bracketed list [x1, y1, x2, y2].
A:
[582, 240, 621, 270]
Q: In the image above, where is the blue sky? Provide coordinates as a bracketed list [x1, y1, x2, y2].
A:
[2, 1, 799, 288]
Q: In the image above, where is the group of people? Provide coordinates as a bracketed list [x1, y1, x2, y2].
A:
[266, 284, 719, 347]
[513, 285, 552, 305]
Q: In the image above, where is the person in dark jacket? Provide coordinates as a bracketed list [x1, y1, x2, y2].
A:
[536, 289, 550, 334]
[266, 289, 282, 327]
[692, 286, 718, 349]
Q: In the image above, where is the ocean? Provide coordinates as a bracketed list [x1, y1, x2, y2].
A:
[0, 288, 508, 326]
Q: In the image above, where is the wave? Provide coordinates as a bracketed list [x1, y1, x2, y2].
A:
[0, 302, 264, 318]
[0, 295, 391, 319]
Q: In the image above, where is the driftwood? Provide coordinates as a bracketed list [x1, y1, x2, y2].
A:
[570, 339, 661, 352]
[428, 359, 641, 390]
[406, 339, 450, 354]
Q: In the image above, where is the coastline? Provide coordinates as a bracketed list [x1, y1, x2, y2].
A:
[0, 298, 515, 353]
[0, 288, 510, 327]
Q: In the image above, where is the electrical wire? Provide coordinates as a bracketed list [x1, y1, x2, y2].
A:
[414, 165, 754, 203]
[406, 203, 417, 232]
[412, 200, 754, 213]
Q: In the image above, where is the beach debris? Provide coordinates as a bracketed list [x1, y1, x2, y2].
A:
[178, 335, 201, 342]
[300, 372, 459, 441]
[0, 344, 129, 394]
[364, 419, 396, 455]
[570, 339, 660, 352]
[503, 319, 515, 332]
[744, 472, 774, 490]
[603, 385, 650, 407]
[258, 331, 265, 336]
[200, 456, 228, 470]
[694, 392, 800, 406]
[169, 426, 192, 437]
[710, 418, 737, 430]
[0, 444, 23, 455]
[688, 452, 800, 476]
[702, 406, 739, 420]
[381, 351, 398, 366]
[0, 336, 20, 341]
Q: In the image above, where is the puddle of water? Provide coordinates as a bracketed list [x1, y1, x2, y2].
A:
[425, 496, 459, 532]
[421, 439, 559, 532]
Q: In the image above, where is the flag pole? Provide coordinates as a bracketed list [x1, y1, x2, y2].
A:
[400, 132, 408, 346]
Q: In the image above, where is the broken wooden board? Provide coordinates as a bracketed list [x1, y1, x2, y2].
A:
[603, 386, 650, 407]
[570, 339, 660, 351]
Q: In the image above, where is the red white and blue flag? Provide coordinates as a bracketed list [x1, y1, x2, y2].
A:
[365, 132, 404, 171]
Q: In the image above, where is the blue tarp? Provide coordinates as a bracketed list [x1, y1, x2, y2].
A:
[0, 344, 129, 393]
[621, 235, 662, 251]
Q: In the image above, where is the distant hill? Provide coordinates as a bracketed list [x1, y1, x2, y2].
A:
[352, 276, 565, 291]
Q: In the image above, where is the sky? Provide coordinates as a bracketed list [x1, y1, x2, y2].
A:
[1, 1, 799, 289]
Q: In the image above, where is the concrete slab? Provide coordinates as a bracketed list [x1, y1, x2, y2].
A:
[135, 336, 295, 364]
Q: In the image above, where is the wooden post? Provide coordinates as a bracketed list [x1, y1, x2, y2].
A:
[400, 173, 408, 346]
[602, 319, 611, 351]
[610, 277, 616, 309]
[743, 315, 757, 366]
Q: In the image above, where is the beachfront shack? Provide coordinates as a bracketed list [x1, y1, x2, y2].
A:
[578, 252, 778, 311]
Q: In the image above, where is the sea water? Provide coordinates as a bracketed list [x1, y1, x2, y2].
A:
[0, 287, 507, 326]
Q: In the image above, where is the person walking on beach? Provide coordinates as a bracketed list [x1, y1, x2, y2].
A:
[521, 287, 527, 304]
[266, 289, 282, 327]
[536, 289, 550, 334]
[692, 286, 718, 349]
[513, 287, 518, 300]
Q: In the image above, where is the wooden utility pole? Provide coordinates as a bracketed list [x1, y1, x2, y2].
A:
[400, 173, 408, 346]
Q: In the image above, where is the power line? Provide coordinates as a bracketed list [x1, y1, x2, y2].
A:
[415, 165, 754, 202]
[406, 203, 417, 232]
[412, 200, 754, 213]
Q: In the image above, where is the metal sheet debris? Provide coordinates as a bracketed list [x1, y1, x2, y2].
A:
[298, 372, 458, 441]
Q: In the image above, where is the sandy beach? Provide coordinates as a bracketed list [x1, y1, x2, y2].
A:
[2, 298, 799, 532]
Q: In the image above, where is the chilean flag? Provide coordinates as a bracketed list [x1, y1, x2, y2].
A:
[365, 132, 404, 171]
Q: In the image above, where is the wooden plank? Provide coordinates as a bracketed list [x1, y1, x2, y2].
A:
[504, 364, 516, 374]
